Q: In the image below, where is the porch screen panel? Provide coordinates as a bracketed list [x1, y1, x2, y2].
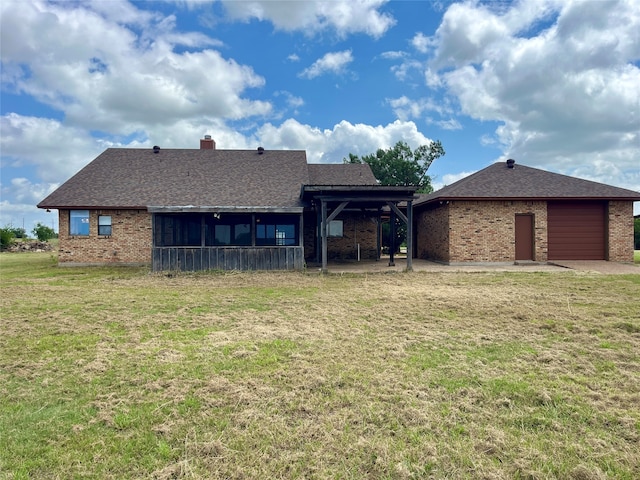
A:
[205, 214, 251, 246]
[155, 214, 202, 246]
[256, 214, 299, 246]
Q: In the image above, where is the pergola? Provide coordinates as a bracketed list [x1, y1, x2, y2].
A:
[301, 185, 418, 273]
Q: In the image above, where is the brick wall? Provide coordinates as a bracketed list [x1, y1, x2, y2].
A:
[327, 213, 378, 260]
[416, 201, 548, 263]
[607, 201, 635, 261]
[58, 209, 152, 264]
[415, 204, 449, 262]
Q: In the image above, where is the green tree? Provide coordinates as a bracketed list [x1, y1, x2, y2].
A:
[32, 223, 56, 242]
[1, 227, 15, 250]
[343, 140, 445, 193]
[634, 217, 640, 250]
[7, 227, 27, 238]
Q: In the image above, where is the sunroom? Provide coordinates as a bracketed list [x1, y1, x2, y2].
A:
[149, 207, 305, 271]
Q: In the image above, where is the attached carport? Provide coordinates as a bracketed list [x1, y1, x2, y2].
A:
[301, 185, 418, 273]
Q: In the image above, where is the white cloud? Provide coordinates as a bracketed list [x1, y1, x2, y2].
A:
[426, 118, 462, 131]
[411, 32, 432, 53]
[387, 96, 453, 122]
[0, 0, 270, 135]
[299, 50, 354, 79]
[426, 0, 640, 189]
[432, 170, 478, 191]
[0, 114, 105, 183]
[380, 51, 407, 60]
[221, 0, 396, 38]
[255, 119, 435, 163]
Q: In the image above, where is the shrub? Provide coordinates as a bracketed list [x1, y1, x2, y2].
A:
[0, 227, 15, 250]
[32, 223, 56, 242]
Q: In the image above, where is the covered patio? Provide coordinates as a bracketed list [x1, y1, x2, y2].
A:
[301, 185, 418, 273]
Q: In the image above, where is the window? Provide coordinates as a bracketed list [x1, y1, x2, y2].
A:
[70, 210, 89, 236]
[328, 220, 343, 237]
[98, 215, 112, 236]
[205, 214, 251, 246]
[255, 215, 298, 246]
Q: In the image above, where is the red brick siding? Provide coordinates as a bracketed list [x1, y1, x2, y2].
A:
[58, 209, 152, 264]
[416, 204, 450, 262]
[327, 213, 378, 260]
[302, 211, 378, 261]
[607, 201, 635, 261]
[416, 201, 548, 263]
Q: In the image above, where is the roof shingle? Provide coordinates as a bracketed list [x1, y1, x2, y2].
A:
[38, 147, 379, 210]
[416, 161, 640, 205]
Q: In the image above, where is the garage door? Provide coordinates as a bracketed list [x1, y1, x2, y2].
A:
[547, 201, 606, 260]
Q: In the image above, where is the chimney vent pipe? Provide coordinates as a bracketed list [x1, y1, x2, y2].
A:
[506, 159, 516, 168]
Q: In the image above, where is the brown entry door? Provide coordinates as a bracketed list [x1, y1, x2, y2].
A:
[515, 214, 534, 261]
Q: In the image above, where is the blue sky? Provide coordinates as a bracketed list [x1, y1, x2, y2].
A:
[1, 0, 639, 232]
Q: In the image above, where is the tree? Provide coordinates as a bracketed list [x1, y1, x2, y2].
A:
[634, 217, 640, 250]
[0, 227, 15, 250]
[7, 227, 27, 239]
[32, 223, 56, 242]
[343, 140, 445, 194]
[344, 140, 445, 253]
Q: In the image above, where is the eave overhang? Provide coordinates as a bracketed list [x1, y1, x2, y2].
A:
[147, 205, 304, 214]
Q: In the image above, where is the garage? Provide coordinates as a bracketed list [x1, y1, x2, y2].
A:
[547, 201, 606, 260]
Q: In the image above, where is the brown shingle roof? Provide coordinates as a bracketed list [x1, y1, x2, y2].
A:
[308, 163, 378, 185]
[38, 148, 309, 209]
[416, 161, 640, 206]
[38, 148, 379, 210]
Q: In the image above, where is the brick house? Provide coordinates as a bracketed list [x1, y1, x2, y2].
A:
[38, 137, 417, 271]
[414, 159, 640, 264]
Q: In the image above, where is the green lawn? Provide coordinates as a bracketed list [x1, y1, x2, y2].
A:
[1, 253, 639, 479]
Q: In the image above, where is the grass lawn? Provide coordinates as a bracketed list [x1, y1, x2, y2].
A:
[1, 253, 639, 479]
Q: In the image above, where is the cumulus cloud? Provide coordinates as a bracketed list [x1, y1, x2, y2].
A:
[299, 50, 354, 79]
[411, 32, 431, 53]
[387, 96, 453, 122]
[426, 0, 640, 187]
[221, 0, 395, 38]
[0, 114, 105, 182]
[0, 0, 270, 134]
[255, 119, 435, 163]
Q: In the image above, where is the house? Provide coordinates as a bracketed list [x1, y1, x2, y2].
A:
[414, 159, 640, 264]
[38, 136, 417, 272]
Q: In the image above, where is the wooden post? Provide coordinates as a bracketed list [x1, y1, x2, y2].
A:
[321, 200, 328, 273]
[389, 209, 396, 267]
[406, 200, 413, 271]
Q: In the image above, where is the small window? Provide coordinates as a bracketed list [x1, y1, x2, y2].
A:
[70, 210, 89, 236]
[328, 220, 343, 237]
[98, 216, 112, 236]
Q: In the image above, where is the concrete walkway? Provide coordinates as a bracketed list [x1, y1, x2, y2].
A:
[548, 260, 640, 275]
[312, 258, 639, 275]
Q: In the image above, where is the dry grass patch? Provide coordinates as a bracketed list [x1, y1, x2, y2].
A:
[1, 253, 639, 479]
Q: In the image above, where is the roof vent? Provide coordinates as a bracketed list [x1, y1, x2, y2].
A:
[257, 146, 265, 154]
[204, 135, 211, 140]
[506, 158, 515, 168]
[153, 145, 160, 154]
